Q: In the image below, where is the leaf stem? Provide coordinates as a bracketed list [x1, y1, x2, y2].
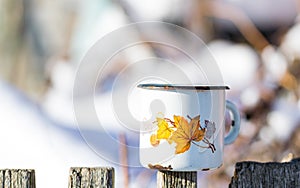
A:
[192, 141, 209, 149]
[192, 139, 216, 153]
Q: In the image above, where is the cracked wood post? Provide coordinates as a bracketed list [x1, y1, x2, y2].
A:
[68, 167, 114, 188]
[157, 171, 197, 188]
[229, 158, 300, 188]
[0, 169, 36, 188]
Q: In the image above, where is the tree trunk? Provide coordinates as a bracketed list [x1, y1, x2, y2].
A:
[68, 167, 114, 188]
[0, 169, 35, 188]
[229, 158, 300, 188]
[157, 171, 197, 188]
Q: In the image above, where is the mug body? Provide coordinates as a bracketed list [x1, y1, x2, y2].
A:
[138, 85, 226, 171]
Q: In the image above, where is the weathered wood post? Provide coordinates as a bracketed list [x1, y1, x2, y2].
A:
[157, 171, 197, 188]
[229, 158, 300, 187]
[68, 167, 114, 188]
[0, 169, 36, 188]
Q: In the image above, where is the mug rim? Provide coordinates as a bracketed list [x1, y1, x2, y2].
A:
[137, 83, 230, 91]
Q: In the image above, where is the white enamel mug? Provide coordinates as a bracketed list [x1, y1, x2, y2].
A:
[137, 84, 240, 171]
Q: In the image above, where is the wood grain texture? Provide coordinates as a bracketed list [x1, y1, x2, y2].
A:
[0, 169, 35, 188]
[229, 158, 300, 188]
[157, 171, 197, 188]
[68, 167, 114, 188]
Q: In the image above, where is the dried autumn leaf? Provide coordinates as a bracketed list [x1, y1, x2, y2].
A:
[150, 134, 160, 147]
[169, 115, 205, 154]
[148, 164, 173, 170]
[204, 120, 216, 139]
[156, 118, 173, 139]
[173, 115, 181, 127]
[193, 129, 205, 142]
[190, 116, 205, 141]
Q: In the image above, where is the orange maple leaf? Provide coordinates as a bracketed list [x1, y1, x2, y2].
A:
[169, 115, 205, 154]
[173, 115, 181, 127]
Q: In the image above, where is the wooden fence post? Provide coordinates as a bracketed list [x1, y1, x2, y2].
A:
[229, 158, 300, 188]
[68, 167, 114, 188]
[157, 171, 197, 188]
[0, 169, 36, 188]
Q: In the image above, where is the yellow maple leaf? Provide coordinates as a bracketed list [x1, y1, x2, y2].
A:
[150, 134, 160, 147]
[169, 115, 205, 154]
[156, 118, 173, 139]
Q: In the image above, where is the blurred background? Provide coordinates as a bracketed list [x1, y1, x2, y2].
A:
[1, 0, 300, 187]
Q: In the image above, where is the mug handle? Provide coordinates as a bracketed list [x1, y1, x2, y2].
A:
[224, 100, 241, 145]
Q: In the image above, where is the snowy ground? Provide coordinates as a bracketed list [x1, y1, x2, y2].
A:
[0, 80, 152, 187]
